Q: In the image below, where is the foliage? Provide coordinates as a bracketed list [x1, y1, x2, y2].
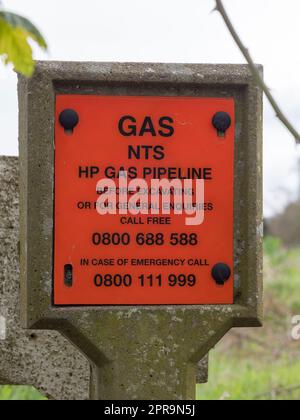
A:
[197, 353, 300, 400]
[264, 237, 300, 313]
[0, 10, 47, 76]
[0, 386, 45, 400]
[197, 238, 300, 400]
[267, 201, 300, 248]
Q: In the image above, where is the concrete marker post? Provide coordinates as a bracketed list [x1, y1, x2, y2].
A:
[19, 62, 263, 400]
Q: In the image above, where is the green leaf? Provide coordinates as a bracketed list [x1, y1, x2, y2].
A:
[0, 11, 47, 49]
[0, 18, 35, 76]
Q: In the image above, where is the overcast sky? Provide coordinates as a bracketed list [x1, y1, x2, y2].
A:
[1, 0, 300, 216]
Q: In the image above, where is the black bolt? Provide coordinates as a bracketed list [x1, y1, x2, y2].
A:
[211, 263, 231, 286]
[212, 112, 232, 135]
[59, 109, 79, 133]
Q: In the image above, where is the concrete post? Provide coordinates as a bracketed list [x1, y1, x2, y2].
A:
[19, 62, 263, 400]
[0, 156, 90, 400]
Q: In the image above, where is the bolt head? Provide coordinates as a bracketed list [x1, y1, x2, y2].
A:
[212, 112, 232, 134]
[211, 263, 231, 286]
[59, 109, 79, 132]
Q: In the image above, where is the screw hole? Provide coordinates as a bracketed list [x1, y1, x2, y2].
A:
[64, 264, 73, 287]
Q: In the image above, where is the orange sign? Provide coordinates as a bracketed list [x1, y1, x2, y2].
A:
[54, 95, 235, 305]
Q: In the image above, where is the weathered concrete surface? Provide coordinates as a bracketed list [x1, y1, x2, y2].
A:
[19, 62, 263, 400]
[0, 156, 209, 398]
[0, 156, 90, 400]
[197, 355, 209, 384]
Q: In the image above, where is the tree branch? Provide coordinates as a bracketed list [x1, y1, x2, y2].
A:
[215, 0, 300, 144]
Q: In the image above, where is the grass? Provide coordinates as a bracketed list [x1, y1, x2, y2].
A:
[197, 237, 300, 400]
[1, 237, 300, 400]
[197, 352, 300, 400]
[0, 386, 45, 400]
[264, 238, 300, 313]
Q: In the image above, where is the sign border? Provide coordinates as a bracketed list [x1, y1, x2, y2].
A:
[53, 94, 236, 306]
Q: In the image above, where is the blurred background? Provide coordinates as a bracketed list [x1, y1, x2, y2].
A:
[0, 0, 300, 400]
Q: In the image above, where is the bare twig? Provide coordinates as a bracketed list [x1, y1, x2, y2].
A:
[214, 0, 300, 145]
[229, 330, 273, 350]
[254, 384, 300, 400]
